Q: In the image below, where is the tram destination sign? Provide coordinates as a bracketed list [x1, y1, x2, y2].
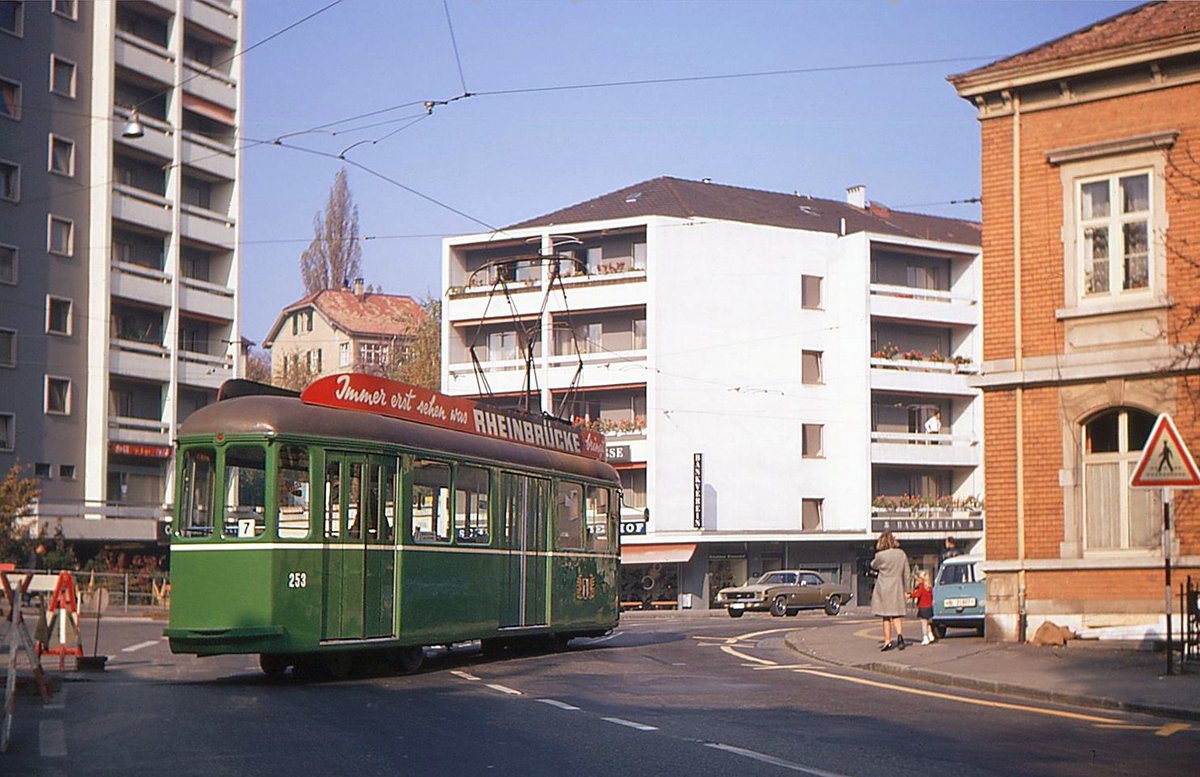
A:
[301, 373, 607, 461]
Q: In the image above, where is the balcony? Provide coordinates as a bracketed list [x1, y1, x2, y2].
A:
[870, 431, 980, 467]
[869, 283, 979, 327]
[179, 276, 235, 321]
[111, 261, 172, 307]
[178, 350, 233, 388]
[182, 62, 237, 111]
[869, 355, 979, 396]
[113, 108, 174, 159]
[114, 32, 175, 85]
[181, 131, 236, 180]
[112, 186, 174, 234]
[108, 415, 171, 446]
[110, 340, 172, 383]
[182, 0, 239, 41]
[180, 203, 234, 247]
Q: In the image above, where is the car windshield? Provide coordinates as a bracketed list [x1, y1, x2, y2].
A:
[757, 572, 797, 585]
[937, 563, 973, 585]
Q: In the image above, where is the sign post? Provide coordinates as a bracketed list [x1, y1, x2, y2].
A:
[1130, 413, 1200, 676]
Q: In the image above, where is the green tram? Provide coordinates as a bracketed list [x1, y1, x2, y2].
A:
[165, 374, 621, 677]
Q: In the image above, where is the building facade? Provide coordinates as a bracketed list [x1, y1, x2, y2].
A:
[263, 281, 424, 384]
[0, 0, 243, 548]
[950, 1, 1200, 640]
[443, 177, 982, 607]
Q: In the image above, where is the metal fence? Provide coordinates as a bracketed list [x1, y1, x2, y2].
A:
[6, 568, 170, 613]
[1184, 576, 1199, 664]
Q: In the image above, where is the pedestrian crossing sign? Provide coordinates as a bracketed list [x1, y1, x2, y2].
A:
[1130, 413, 1200, 489]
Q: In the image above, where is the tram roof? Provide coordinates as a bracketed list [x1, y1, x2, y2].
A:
[178, 394, 620, 484]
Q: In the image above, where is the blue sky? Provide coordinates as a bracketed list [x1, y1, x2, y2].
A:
[240, 0, 1140, 344]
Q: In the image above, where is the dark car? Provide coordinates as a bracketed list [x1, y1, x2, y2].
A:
[715, 570, 850, 618]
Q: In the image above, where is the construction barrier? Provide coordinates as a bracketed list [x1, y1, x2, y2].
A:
[1, 572, 53, 754]
[37, 571, 84, 670]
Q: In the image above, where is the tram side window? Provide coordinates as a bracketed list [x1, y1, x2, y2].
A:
[412, 460, 451, 543]
[180, 447, 216, 537]
[325, 460, 340, 538]
[277, 445, 310, 539]
[378, 459, 397, 543]
[586, 486, 610, 552]
[556, 482, 584, 550]
[224, 446, 266, 538]
[454, 465, 490, 544]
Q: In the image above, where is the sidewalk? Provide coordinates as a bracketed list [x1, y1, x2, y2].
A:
[781, 607, 1200, 721]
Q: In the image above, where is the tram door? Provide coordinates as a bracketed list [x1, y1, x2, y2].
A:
[500, 473, 549, 628]
[322, 454, 394, 640]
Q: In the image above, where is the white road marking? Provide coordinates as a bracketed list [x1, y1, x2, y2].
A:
[601, 717, 657, 731]
[450, 670, 480, 681]
[705, 743, 851, 776]
[121, 640, 159, 653]
[719, 645, 776, 665]
[485, 683, 522, 696]
[39, 720, 67, 758]
[536, 698, 580, 711]
[794, 668, 1120, 724]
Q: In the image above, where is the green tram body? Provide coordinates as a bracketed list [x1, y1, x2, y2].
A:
[165, 392, 622, 671]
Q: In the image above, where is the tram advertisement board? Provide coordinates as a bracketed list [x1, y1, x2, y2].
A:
[301, 373, 606, 461]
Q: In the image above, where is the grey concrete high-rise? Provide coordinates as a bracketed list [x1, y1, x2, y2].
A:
[0, 0, 243, 546]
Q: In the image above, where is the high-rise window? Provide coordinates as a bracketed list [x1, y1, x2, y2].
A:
[0, 413, 12, 450]
[801, 274, 823, 309]
[45, 376, 71, 415]
[49, 134, 74, 176]
[801, 498, 824, 530]
[802, 423, 824, 458]
[0, 160, 17, 201]
[0, 1, 23, 36]
[0, 78, 20, 119]
[51, 0, 76, 20]
[48, 215, 73, 255]
[49, 55, 76, 98]
[0, 244, 14, 283]
[801, 350, 823, 384]
[46, 296, 71, 335]
[0, 328, 14, 367]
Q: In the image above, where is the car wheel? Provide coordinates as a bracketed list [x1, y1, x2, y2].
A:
[727, 608, 744, 618]
[932, 624, 947, 639]
[770, 595, 788, 617]
[785, 608, 799, 617]
[824, 595, 842, 616]
[259, 653, 289, 678]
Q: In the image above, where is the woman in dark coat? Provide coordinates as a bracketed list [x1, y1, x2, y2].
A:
[870, 531, 909, 651]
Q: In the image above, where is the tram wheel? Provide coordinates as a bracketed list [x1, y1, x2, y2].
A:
[545, 634, 572, 653]
[258, 654, 289, 678]
[325, 652, 353, 680]
[393, 646, 424, 674]
[480, 638, 506, 657]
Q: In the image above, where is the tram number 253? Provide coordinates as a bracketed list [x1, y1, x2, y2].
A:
[287, 571, 308, 589]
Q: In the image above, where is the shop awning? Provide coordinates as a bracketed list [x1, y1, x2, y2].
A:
[621, 543, 696, 565]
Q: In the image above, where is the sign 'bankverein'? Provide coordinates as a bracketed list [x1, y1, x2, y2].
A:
[300, 373, 607, 462]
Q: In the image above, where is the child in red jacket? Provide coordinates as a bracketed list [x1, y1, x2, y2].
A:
[910, 570, 935, 645]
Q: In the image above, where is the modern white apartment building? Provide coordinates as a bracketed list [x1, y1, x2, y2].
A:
[442, 177, 982, 607]
[0, 0, 243, 548]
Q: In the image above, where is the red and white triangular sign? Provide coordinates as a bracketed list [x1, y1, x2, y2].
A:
[1130, 413, 1200, 489]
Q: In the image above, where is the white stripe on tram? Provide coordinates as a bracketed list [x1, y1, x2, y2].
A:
[170, 542, 611, 560]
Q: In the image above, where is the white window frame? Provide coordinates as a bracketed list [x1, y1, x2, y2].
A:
[51, 0, 77, 21]
[0, 242, 15, 284]
[48, 133, 75, 177]
[1080, 407, 1161, 553]
[0, 158, 18, 202]
[1076, 170, 1152, 299]
[0, 77, 21, 120]
[0, 327, 14, 367]
[46, 295, 72, 335]
[338, 341, 351, 367]
[1055, 143, 1170, 318]
[45, 375, 72, 415]
[0, 412, 13, 451]
[59, 464, 76, 480]
[48, 214, 73, 256]
[49, 54, 77, 98]
[801, 274, 823, 310]
[0, 1, 24, 38]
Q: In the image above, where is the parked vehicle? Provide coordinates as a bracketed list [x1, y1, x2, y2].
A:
[932, 555, 985, 638]
[715, 570, 850, 618]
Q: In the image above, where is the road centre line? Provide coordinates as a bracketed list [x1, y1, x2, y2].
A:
[719, 645, 777, 665]
[485, 683, 522, 696]
[536, 698, 581, 711]
[794, 668, 1121, 724]
[602, 717, 658, 731]
[449, 670, 480, 681]
[1095, 722, 1192, 737]
[705, 743, 851, 777]
[121, 640, 160, 653]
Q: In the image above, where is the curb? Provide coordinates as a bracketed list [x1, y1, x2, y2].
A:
[783, 631, 1200, 723]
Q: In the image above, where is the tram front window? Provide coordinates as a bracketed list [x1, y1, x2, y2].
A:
[278, 445, 310, 539]
[180, 447, 216, 537]
[586, 486, 611, 551]
[223, 446, 266, 538]
[413, 460, 451, 543]
[556, 482, 583, 549]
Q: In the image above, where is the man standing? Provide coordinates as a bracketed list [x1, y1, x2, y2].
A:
[924, 409, 942, 443]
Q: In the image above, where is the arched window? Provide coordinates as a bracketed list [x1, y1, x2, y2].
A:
[1082, 407, 1160, 550]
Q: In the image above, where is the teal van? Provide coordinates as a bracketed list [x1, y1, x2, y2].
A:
[932, 555, 985, 638]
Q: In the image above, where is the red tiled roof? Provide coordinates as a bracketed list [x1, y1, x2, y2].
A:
[951, 2, 1200, 88]
[505, 176, 980, 246]
[264, 289, 424, 346]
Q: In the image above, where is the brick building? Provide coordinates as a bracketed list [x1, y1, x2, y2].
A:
[950, 1, 1200, 641]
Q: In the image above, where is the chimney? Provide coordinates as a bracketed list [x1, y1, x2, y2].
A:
[846, 184, 867, 209]
[353, 277, 364, 298]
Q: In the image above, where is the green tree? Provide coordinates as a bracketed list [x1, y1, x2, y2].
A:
[0, 463, 40, 565]
[299, 168, 363, 294]
[389, 296, 441, 390]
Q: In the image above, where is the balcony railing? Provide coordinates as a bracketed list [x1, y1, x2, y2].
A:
[869, 351, 978, 375]
[870, 430, 973, 446]
[869, 283, 974, 304]
[574, 415, 646, 437]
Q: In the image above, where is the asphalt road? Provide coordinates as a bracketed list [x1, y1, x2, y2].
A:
[4, 613, 1196, 776]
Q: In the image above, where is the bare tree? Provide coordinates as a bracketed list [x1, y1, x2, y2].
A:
[273, 350, 321, 392]
[299, 168, 363, 294]
[243, 346, 272, 384]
